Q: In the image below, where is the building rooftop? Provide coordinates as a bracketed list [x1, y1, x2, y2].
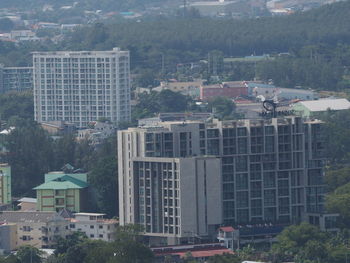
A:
[297, 98, 350, 112]
[218, 226, 235, 232]
[32, 47, 126, 56]
[74, 212, 106, 217]
[0, 211, 60, 223]
[190, 1, 238, 6]
[33, 175, 88, 190]
[18, 197, 37, 203]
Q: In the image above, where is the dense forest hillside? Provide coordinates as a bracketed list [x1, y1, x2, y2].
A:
[63, 0, 350, 57]
[2, 1, 350, 90]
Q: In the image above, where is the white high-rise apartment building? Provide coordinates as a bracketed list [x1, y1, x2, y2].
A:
[33, 48, 130, 128]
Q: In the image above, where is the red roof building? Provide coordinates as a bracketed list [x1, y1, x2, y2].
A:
[152, 243, 234, 261]
[200, 81, 249, 101]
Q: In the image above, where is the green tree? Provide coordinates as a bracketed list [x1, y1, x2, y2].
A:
[272, 223, 328, 262]
[207, 97, 236, 120]
[326, 183, 350, 227]
[16, 245, 43, 263]
[54, 232, 88, 256]
[49, 225, 153, 263]
[4, 121, 54, 195]
[325, 166, 350, 192]
[88, 155, 117, 216]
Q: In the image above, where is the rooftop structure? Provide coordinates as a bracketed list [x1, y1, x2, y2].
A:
[293, 98, 350, 117]
[138, 112, 212, 127]
[17, 197, 37, 211]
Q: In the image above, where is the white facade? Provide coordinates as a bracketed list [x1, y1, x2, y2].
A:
[69, 213, 117, 242]
[33, 48, 131, 128]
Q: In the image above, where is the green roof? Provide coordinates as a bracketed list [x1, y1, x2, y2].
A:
[33, 175, 89, 190]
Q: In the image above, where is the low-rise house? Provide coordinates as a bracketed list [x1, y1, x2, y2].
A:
[34, 171, 89, 213]
[0, 211, 69, 249]
[68, 213, 118, 241]
[40, 121, 76, 136]
[292, 98, 350, 117]
[77, 121, 115, 145]
[217, 226, 238, 250]
[152, 80, 203, 99]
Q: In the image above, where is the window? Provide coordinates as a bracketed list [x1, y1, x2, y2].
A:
[90, 234, 94, 238]
[236, 173, 248, 190]
[70, 224, 75, 229]
[99, 225, 103, 229]
[90, 225, 94, 229]
[99, 234, 104, 238]
[23, 226, 31, 232]
[22, 235, 31, 241]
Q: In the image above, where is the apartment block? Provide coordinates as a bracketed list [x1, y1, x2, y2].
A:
[33, 48, 131, 128]
[0, 65, 33, 93]
[0, 211, 69, 249]
[68, 213, 117, 242]
[118, 117, 326, 244]
[34, 171, 89, 213]
[0, 163, 11, 205]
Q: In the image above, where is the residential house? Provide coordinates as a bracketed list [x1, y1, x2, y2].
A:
[34, 171, 89, 213]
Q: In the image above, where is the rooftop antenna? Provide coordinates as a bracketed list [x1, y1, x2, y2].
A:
[183, 0, 187, 17]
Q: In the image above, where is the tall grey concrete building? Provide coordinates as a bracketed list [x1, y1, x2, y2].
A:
[33, 48, 130, 128]
[118, 117, 327, 245]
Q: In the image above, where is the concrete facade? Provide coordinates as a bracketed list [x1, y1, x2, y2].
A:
[68, 213, 117, 242]
[0, 223, 17, 254]
[0, 211, 69, 249]
[33, 48, 131, 128]
[0, 65, 33, 93]
[118, 117, 326, 242]
[130, 157, 222, 245]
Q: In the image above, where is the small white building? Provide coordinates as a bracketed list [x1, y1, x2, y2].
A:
[68, 213, 118, 242]
[217, 226, 239, 250]
[292, 98, 350, 117]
